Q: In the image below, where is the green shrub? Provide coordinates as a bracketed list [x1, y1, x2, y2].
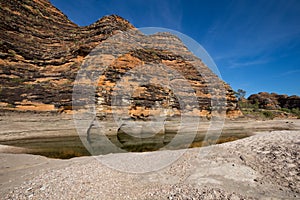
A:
[11, 78, 25, 83]
[25, 84, 34, 90]
[8, 49, 16, 57]
[238, 101, 259, 110]
[280, 108, 291, 113]
[291, 108, 300, 118]
[7, 103, 15, 108]
[262, 111, 274, 119]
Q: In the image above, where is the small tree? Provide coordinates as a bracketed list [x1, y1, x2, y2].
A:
[235, 89, 246, 101]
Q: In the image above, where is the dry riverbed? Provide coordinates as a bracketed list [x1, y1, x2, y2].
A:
[0, 112, 299, 199]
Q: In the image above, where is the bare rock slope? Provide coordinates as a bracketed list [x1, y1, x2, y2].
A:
[0, 0, 241, 118]
[248, 92, 300, 110]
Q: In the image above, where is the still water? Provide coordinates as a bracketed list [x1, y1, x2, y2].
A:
[0, 131, 251, 159]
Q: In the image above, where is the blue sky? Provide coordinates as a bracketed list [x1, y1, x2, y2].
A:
[50, 0, 300, 97]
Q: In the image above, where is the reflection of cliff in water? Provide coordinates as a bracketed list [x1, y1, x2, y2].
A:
[116, 121, 172, 152]
[0, 128, 252, 159]
[86, 120, 253, 154]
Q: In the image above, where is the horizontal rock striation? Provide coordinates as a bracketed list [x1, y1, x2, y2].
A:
[76, 31, 241, 119]
[248, 92, 300, 110]
[0, 0, 241, 118]
[0, 0, 133, 111]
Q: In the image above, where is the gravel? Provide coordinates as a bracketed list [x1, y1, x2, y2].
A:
[1, 130, 300, 199]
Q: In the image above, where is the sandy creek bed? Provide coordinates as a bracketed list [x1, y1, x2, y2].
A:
[0, 112, 299, 199]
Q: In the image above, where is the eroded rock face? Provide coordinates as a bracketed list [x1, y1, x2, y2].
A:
[0, 0, 242, 118]
[0, 0, 134, 111]
[248, 92, 300, 110]
[80, 30, 242, 119]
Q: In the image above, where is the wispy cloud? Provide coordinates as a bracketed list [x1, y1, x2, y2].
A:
[277, 69, 300, 77]
[145, 0, 182, 30]
[227, 58, 271, 69]
[203, 0, 300, 68]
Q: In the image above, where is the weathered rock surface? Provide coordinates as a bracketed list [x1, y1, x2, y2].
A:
[248, 92, 300, 110]
[0, 0, 241, 118]
[0, 0, 133, 112]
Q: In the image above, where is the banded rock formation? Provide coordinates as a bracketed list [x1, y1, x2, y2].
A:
[0, 0, 133, 111]
[0, 0, 242, 118]
[248, 92, 300, 110]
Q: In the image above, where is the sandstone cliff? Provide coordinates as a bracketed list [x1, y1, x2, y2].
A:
[248, 92, 300, 110]
[0, 0, 242, 118]
[0, 0, 133, 111]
